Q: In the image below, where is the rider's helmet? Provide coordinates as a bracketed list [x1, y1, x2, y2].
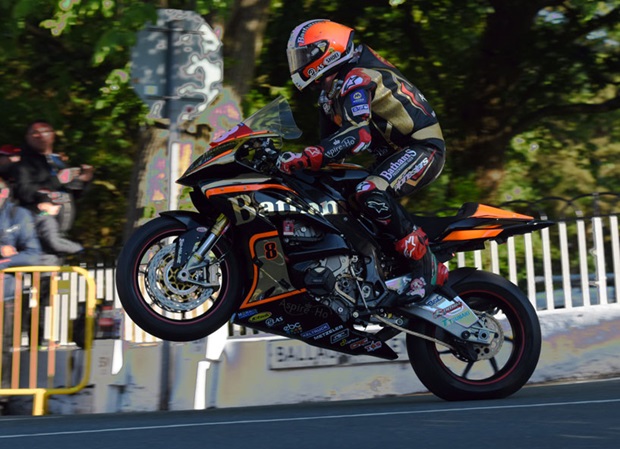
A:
[286, 19, 355, 91]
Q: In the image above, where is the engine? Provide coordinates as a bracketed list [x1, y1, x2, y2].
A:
[301, 255, 369, 321]
[284, 219, 386, 320]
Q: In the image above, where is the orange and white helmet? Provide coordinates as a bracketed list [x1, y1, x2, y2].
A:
[287, 19, 355, 91]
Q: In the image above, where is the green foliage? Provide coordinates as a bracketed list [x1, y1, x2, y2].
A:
[0, 0, 618, 251]
[0, 0, 154, 248]
[251, 0, 619, 210]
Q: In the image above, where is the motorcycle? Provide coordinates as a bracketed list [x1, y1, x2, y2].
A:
[116, 96, 553, 401]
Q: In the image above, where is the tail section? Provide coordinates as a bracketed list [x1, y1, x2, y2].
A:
[411, 202, 554, 260]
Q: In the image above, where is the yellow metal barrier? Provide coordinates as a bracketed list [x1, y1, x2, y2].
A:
[0, 266, 96, 415]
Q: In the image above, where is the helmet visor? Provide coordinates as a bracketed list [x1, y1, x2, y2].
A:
[287, 40, 328, 75]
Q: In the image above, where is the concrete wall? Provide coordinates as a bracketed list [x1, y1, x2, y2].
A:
[45, 304, 620, 414]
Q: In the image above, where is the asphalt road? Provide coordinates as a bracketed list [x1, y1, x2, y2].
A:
[1, 378, 619, 449]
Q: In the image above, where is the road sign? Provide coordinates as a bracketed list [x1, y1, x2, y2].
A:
[130, 9, 223, 124]
[130, 9, 224, 211]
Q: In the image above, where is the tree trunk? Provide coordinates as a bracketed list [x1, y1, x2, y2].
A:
[452, 1, 542, 198]
[222, 0, 271, 101]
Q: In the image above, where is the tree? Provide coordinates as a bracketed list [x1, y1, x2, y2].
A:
[253, 0, 620, 205]
[0, 0, 270, 246]
[1, 0, 617, 250]
[0, 0, 154, 248]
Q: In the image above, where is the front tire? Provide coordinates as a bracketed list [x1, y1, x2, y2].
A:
[406, 270, 541, 400]
[116, 216, 244, 341]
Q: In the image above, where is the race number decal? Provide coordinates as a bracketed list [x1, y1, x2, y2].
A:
[264, 241, 278, 260]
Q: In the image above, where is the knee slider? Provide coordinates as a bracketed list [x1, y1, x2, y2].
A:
[355, 181, 394, 222]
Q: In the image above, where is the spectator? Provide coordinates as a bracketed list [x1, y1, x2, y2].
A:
[0, 145, 21, 184]
[0, 176, 43, 273]
[13, 120, 94, 234]
[0, 176, 44, 392]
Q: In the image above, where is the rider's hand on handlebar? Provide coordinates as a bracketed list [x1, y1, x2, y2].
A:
[276, 151, 309, 174]
[276, 146, 324, 174]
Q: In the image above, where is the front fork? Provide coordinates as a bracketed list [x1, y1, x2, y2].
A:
[175, 213, 230, 284]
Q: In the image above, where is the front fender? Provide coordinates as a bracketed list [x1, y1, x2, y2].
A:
[160, 210, 214, 228]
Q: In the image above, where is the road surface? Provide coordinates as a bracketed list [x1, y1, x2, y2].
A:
[1, 377, 619, 449]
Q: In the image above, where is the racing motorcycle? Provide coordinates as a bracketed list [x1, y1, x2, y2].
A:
[116, 97, 553, 401]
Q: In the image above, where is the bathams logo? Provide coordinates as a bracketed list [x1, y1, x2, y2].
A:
[228, 194, 340, 225]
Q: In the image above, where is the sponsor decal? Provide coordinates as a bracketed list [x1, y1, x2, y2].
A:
[265, 316, 284, 327]
[350, 338, 369, 349]
[249, 312, 272, 322]
[379, 149, 418, 181]
[228, 195, 341, 224]
[351, 104, 370, 117]
[350, 89, 368, 105]
[312, 324, 344, 341]
[364, 341, 382, 352]
[341, 69, 371, 95]
[283, 322, 303, 334]
[323, 51, 341, 65]
[442, 310, 474, 327]
[325, 136, 356, 159]
[237, 309, 259, 319]
[300, 323, 330, 338]
[281, 301, 332, 319]
[433, 301, 463, 318]
[367, 200, 389, 214]
[295, 22, 316, 44]
[424, 295, 443, 307]
[342, 75, 365, 94]
[330, 328, 350, 344]
[393, 157, 430, 190]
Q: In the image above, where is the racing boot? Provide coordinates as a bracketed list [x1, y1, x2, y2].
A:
[395, 226, 449, 303]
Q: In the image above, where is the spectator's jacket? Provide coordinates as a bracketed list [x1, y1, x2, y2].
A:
[0, 201, 43, 301]
[0, 201, 42, 270]
[13, 144, 88, 233]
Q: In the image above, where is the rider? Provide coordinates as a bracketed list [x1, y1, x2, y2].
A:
[277, 19, 448, 303]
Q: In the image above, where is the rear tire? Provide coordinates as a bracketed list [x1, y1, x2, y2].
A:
[116, 216, 244, 341]
[406, 270, 541, 400]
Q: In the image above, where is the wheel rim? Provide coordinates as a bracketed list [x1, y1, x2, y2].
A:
[431, 289, 526, 385]
[133, 228, 225, 323]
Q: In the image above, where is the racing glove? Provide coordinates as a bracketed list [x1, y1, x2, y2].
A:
[276, 146, 324, 174]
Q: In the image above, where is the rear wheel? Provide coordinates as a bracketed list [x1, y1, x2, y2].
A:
[116, 216, 244, 341]
[406, 271, 541, 400]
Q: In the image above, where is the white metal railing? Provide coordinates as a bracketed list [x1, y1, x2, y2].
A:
[449, 214, 619, 310]
[67, 212, 620, 342]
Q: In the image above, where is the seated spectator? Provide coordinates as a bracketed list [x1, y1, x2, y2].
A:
[0, 176, 44, 392]
[0, 176, 43, 275]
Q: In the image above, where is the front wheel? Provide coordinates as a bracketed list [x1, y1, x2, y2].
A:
[406, 270, 541, 401]
[116, 215, 244, 341]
